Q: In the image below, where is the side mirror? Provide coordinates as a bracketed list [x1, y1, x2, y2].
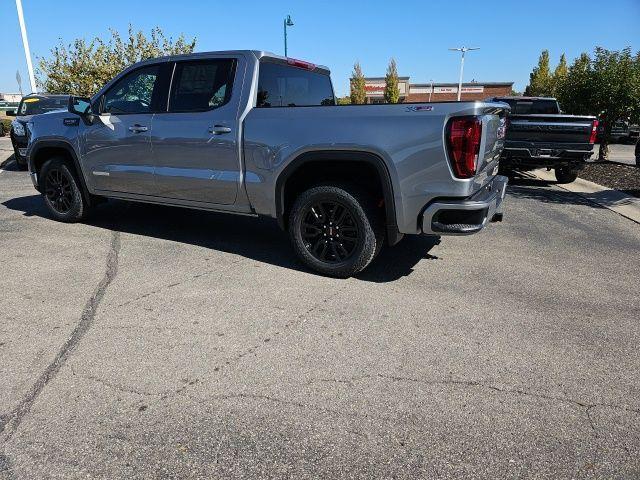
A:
[5, 110, 16, 116]
[68, 96, 94, 124]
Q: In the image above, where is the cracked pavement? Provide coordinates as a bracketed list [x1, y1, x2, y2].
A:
[0, 141, 639, 479]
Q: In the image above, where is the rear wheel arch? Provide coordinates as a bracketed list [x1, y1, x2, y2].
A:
[275, 150, 401, 245]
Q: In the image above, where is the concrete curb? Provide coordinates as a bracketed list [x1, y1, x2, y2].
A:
[532, 169, 640, 224]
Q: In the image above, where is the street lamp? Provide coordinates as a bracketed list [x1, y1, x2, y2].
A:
[429, 79, 433, 102]
[448, 46, 479, 101]
[283, 15, 294, 57]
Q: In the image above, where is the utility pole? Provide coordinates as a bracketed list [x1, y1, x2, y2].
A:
[283, 15, 294, 57]
[448, 47, 479, 101]
[15, 0, 37, 93]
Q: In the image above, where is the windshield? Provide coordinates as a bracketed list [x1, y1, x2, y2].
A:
[18, 96, 69, 116]
[500, 99, 560, 115]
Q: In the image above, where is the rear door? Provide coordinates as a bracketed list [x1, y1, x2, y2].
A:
[151, 56, 242, 205]
[82, 63, 169, 195]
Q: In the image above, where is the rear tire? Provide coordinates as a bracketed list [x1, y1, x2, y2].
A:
[40, 157, 89, 222]
[288, 184, 384, 278]
[555, 166, 579, 184]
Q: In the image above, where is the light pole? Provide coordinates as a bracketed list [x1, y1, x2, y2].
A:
[15, 0, 37, 93]
[429, 79, 433, 102]
[448, 46, 479, 101]
[283, 15, 294, 57]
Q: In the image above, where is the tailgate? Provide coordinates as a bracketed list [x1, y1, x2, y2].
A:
[473, 112, 507, 186]
[507, 114, 595, 143]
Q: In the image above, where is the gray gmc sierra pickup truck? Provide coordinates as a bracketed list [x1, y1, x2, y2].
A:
[26, 50, 509, 277]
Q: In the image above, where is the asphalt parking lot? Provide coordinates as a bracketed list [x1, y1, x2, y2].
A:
[1, 138, 639, 479]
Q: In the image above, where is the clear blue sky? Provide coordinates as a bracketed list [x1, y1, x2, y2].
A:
[1, 0, 638, 96]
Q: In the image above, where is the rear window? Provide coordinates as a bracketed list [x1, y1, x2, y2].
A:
[256, 61, 334, 107]
[500, 99, 559, 115]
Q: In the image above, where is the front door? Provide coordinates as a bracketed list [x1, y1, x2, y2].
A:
[82, 64, 164, 195]
[152, 58, 240, 205]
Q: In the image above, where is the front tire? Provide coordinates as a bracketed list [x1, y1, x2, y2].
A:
[40, 157, 88, 222]
[288, 184, 384, 278]
[555, 166, 579, 184]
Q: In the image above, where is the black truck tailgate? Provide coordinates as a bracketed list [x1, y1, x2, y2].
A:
[507, 114, 595, 143]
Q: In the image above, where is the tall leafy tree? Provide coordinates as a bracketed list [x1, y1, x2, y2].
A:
[552, 53, 568, 96]
[525, 50, 552, 96]
[349, 62, 367, 105]
[555, 47, 640, 159]
[589, 47, 640, 159]
[556, 53, 593, 116]
[384, 58, 400, 104]
[38, 25, 196, 96]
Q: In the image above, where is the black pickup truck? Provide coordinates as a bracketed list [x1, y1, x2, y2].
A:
[489, 96, 598, 183]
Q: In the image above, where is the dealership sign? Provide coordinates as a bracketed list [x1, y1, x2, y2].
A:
[365, 81, 484, 96]
[433, 86, 485, 94]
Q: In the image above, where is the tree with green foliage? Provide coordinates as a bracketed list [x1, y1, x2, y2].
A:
[556, 53, 593, 116]
[349, 62, 366, 105]
[589, 47, 640, 159]
[336, 96, 351, 105]
[554, 47, 640, 159]
[384, 58, 400, 104]
[525, 50, 552, 96]
[38, 25, 196, 96]
[552, 54, 568, 96]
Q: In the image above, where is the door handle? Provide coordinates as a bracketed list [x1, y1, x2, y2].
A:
[209, 125, 232, 135]
[128, 124, 148, 133]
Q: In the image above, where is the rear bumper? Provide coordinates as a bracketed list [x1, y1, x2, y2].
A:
[501, 142, 593, 168]
[421, 175, 508, 235]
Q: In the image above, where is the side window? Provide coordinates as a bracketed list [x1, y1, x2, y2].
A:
[256, 62, 335, 108]
[103, 65, 160, 114]
[169, 59, 236, 112]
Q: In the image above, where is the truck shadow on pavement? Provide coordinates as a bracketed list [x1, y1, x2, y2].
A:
[507, 175, 610, 208]
[2, 194, 440, 283]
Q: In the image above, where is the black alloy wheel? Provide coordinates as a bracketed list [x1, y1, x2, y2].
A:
[45, 168, 74, 214]
[40, 156, 88, 222]
[289, 184, 384, 277]
[301, 200, 360, 263]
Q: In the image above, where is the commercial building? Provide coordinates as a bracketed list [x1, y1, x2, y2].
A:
[0, 93, 22, 103]
[363, 77, 513, 103]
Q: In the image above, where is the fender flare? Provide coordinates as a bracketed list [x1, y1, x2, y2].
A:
[29, 139, 93, 204]
[274, 150, 402, 245]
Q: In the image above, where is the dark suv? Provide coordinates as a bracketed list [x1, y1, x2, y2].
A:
[6, 94, 69, 170]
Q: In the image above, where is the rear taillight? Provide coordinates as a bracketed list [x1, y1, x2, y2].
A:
[447, 116, 482, 179]
[589, 120, 599, 144]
